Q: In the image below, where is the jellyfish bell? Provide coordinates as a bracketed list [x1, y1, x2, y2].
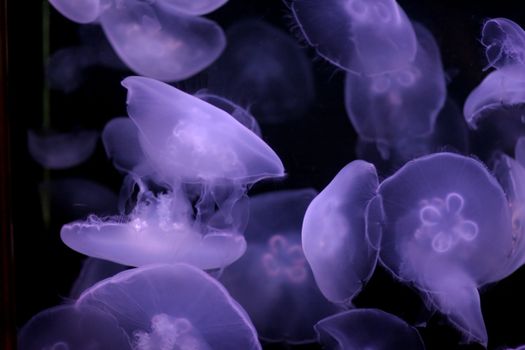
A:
[76, 264, 262, 350]
[18, 304, 131, 350]
[345, 22, 446, 146]
[302, 160, 379, 305]
[156, 0, 229, 16]
[49, 0, 101, 24]
[291, 0, 417, 74]
[481, 18, 525, 70]
[220, 189, 341, 344]
[122, 76, 285, 184]
[315, 309, 425, 350]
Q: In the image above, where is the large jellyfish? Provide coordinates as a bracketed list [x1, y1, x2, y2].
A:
[207, 20, 314, 124]
[220, 189, 341, 344]
[345, 23, 446, 147]
[377, 152, 515, 345]
[28, 129, 98, 169]
[290, 0, 417, 74]
[76, 264, 262, 350]
[302, 160, 379, 305]
[315, 309, 425, 350]
[18, 304, 131, 350]
[481, 18, 525, 70]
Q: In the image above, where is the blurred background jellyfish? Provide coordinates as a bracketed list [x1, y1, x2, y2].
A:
[207, 19, 314, 124]
[345, 23, 446, 154]
[302, 160, 379, 306]
[27, 129, 98, 169]
[18, 304, 131, 350]
[481, 18, 525, 70]
[220, 189, 341, 344]
[377, 152, 515, 345]
[290, 0, 417, 74]
[76, 264, 262, 350]
[315, 309, 425, 350]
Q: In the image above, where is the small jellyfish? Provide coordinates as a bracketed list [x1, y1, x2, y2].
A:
[315, 309, 425, 350]
[70, 258, 128, 298]
[18, 304, 131, 350]
[76, 264, 262, 350]
[377, 152, 515, 345]
[100, 0, 225, 81]
[49, 0, 101, 24]
[291, 0, 417, 74]
[122, 76, 284, 184]
[481, 18, 525, 70]
[345, 23, 446, 146]
[207, 19, 314, 124]
[28, 129, 98, 169]
[157, 0, 228, 16]
[220, 189, 341, 343]
[302, 160, 379, 305]
[463, 65, 525, 153]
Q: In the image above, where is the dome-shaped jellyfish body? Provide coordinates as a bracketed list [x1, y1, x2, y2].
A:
[315, 309, 425, 350]
[156, 0, 228, 16]
[28, 129, 98, 169]
[122, 76, 285, 184]
[481, 18, 525, 70]
[302, 160, 379, 305]
[345, 23, 446, 146]
[207, 20, 314, 124]
[377, 152, 514, 345]
[464, 65, 525, 153]
[220, 189, 342, 343]
[76, 264, 262, 350]
[70, 257, 128, 298]
[49, 0, 101, 24]
[99, 0, 225, 82]
[18, 304, 131, 350]
[195, 92, 262, 137]
[290, 0, 417, 75]
[61, 187, 247, 270]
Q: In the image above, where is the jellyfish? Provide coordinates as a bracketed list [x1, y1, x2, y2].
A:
[76, 264, 262, 350]
[315, 309, 425, 350]
[49, 0, 101, 24]
[156, 0, 229, 16]
[207, 19, 314, 124]
[302, 160, 379, 305]
[18, 304, 131, 350]
[70, 258, 128, 298]
[99, 0, 225, 81]
[121, 76, 284, 184]
[220, 189, 341, 343]
[345, 23, 446, 147]
[290, 0, 417, 74]
[463, 64, 525, 153]
[28, 129, 98, 169]
[481, 18, 525, 70]
[377, 152, 515, 345]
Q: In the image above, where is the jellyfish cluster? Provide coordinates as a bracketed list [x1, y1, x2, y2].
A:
[16, 0, 525, 349]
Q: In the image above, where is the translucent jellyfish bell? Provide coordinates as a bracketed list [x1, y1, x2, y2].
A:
[100, 0, 225, 81]
[220, 189, 341, 343]
[481, 18, 525, 70]
[28, 129, 98, 169]
[291, 0, 417, 74]
[378, 152, 515, 344]
[18, 304, 131, 350]
[302, 160, 379, 305]
[157, 0, 228, 15]
[345, 23, 446, 146]
[315, 309, 425, 350]
[207, 20, 314, 124]
[122, 76, 284, 184]
[49, 0, 101, 24]
[76, 264, 262, 350]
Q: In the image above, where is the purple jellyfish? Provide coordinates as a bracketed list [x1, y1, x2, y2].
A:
[76, 264, 262, 350]
[481, 18, 525, 70]
[220, 189, 341, 344]
[315, 309, 425, 350]
[302, 160, 379, 305]
[377, 152, 515, 345]
[291, 0, 417, 74]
